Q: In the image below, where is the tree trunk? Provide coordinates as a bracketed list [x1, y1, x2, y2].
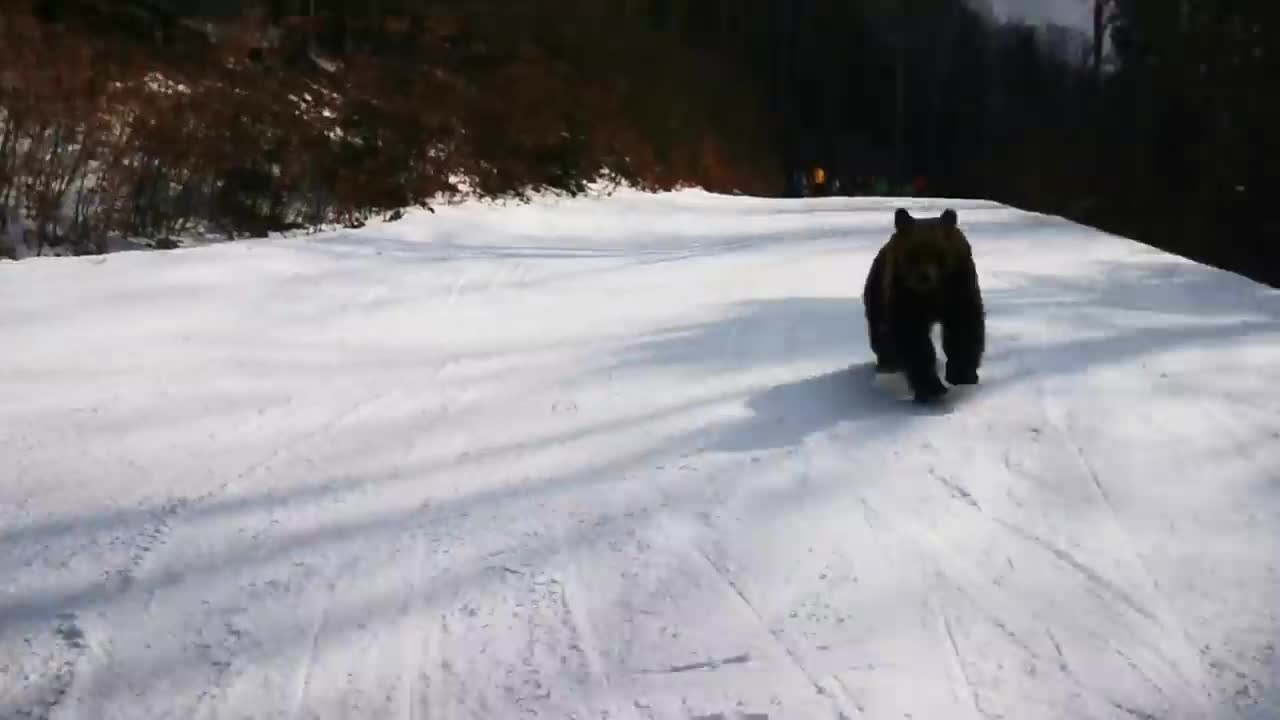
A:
[895, 37, 906, 180]
[1092, 0, 1105, 86]
[719, 0, 731, 52]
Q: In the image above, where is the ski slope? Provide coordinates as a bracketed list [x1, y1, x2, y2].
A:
[2, 189, 1278, 720]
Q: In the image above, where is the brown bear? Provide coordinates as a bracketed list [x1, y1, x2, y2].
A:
[863, 208, 985, 403]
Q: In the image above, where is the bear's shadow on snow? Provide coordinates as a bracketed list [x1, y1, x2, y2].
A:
[705, 362, 963, 454]
[609, 297, 868, 374]
[606, 295, 969, 453]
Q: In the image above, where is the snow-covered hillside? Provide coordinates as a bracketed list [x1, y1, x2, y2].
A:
[2, 189, 1278, 719]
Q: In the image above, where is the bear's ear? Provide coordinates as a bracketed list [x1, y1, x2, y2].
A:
[894, 208, 914, 232]
[940, 208, 958, 228]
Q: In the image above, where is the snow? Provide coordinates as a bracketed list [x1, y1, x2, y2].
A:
[1, 188, 1279, 719]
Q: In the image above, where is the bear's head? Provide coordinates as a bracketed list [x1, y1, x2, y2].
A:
[891, 207, 965, 293]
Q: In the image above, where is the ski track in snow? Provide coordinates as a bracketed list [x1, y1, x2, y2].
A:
[2, 188, 1279, 719]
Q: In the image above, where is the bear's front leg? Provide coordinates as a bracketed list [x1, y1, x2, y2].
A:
[863, 246, 899, 372]
[942, 315, 982, 385]
[892, 315, 947, 402]
[941, 275, 985, 386]
[870, 323, 900, 373]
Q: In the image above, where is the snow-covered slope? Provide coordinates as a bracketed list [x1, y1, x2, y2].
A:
[2, 189, 1278, 720]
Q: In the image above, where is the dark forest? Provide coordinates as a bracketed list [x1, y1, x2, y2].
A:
[2, 0, 1276, 285]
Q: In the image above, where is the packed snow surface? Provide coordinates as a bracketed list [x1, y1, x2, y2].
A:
[2, 189, 1279, 720]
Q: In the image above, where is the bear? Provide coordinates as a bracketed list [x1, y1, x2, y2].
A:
[862, 207, 985, 403]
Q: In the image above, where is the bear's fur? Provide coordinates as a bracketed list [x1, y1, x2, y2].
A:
[863, 207, 985, 403]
